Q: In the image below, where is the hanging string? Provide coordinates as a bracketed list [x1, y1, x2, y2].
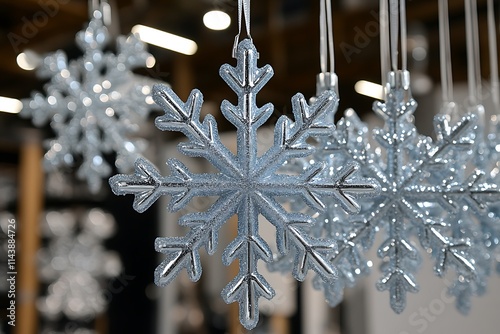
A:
[382, 0, 408, 74]
[319, 0, 335, 74]
[380, 0, 390, 87]
[464, 0, 481, 106]
[399, 0, 408, 71]
[487, 0, 499, 109]
[438, 0, 454, 104]
[471, 0, 482, 99]
[232, 0, 252, 58]
[389, 0, 399, 72]
[89, 0, 112, 26]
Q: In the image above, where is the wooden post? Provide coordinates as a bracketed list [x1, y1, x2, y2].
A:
[95, 313, 108, 334]
[270, 315, 290, 334]
[16, 135, 44, 334]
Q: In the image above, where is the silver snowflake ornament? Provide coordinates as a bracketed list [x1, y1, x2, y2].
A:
[313, 70, 500, 314]
[21, 12, 159, 193]
[110, 39, 379, 329]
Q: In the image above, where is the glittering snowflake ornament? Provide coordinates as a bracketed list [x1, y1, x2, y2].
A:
[317, 70, 500, 314]
[21, 7, 159, 193]
[450, 107, 500, 313]
[110, 39, 379, 329]
[38, 209, 121, 321]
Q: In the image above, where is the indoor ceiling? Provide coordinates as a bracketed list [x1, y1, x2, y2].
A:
[0, 0, 495, 139]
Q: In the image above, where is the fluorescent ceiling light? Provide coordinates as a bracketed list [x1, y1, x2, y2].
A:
[131, 25, 198, 56]
[203, 10, 231, 30]
[0, 97, 23, 114]
[16, 50, 41, 71]
[354, 80, 384, 100]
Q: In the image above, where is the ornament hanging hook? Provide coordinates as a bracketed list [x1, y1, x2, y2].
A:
[439, 0, 455, 111]
[464, 0, 482, 106]
[380, 0, 410, 97]
[319, 0, 334, 75]
[89, 0, 112, 26]
[232, 0, 253, 58]
[380, 0, 390, 88]
[387, 0, 407, 72]
[316, 0, 338, 97]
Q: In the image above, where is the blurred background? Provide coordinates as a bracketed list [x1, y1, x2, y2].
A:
[0, 0, 499, 333]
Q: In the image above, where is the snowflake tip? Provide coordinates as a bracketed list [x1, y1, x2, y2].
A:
[433, 112, 477, 147]
[109, 157, 163, 213]
[154, 236, 202, 286]
[291, 91, 337, 136]
[219, 39, 274, 98]
[153, 84, 203, 130]
[332, 162, 381, 214]
[376, 270, 418, 314]
[292, 239, 338, 281]
[221, 272, 275, 330]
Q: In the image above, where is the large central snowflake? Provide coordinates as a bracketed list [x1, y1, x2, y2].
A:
[110, 39, 379, 329]
[21, 12, 159, 193]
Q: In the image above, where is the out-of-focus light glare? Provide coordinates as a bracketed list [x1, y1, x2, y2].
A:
[203, 10, 231, 31]
[354, 80, 385, 100]
[17, 50, 41, 71]
[131, 25, 198, 56]
[0, 97, 23, 114]
[146, 56, 156, 68]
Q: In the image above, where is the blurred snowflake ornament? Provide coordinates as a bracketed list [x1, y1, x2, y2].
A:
[110, 39, 379, 329]
[324, 70, 499, 314]
[38, 208, 121, 321]
[21, 1, 159, 193]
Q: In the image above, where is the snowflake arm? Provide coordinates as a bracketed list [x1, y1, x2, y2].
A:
[154, 85, 241, 177]
[155, 193, 242, 286]
[221, 195, 275, 328]
[255, 92, 335, 178]
[110, 158, 232, 213]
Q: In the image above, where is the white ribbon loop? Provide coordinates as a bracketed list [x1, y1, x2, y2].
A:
[232, 0, 252, 58]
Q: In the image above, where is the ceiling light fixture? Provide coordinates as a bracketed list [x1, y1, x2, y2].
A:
[0, 96, 23, 114]
[131, 25, 198, 56]
[203, 10, 231, 31]
[354, 80, 385, 100]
